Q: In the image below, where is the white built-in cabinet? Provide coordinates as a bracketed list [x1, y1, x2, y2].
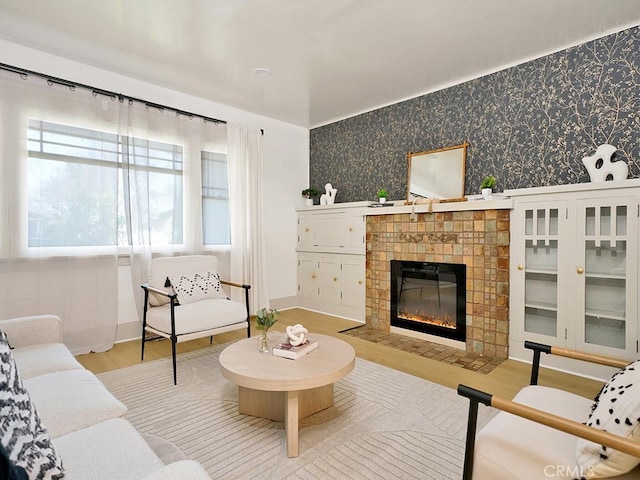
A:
[508, 181, 640, 370]
[296, 204, 367, 322]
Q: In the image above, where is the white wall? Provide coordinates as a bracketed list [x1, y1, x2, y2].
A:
[1, 39, 309, 339]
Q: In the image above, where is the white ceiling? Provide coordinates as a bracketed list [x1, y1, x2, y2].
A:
[0, 0, 639, 128]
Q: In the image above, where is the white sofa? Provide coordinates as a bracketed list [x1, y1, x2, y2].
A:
[1, 314, 210, 480]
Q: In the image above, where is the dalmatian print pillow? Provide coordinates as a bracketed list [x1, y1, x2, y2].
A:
[576, 359, 640, 478]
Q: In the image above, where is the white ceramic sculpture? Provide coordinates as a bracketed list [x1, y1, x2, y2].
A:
[582, 144, 628, 182]
[319, 183, 337, 205]
[285, 323, 308, 346]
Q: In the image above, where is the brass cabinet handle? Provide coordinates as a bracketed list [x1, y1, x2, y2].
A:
[349, 226, 353, 231]
[333, 277, 338, 282]
[305, 228, 309, 232]
[517, 264, 524, 270]
[311, 273, 316, 279]
[358, 280, 363, 285]
[577, 267, 584, 274]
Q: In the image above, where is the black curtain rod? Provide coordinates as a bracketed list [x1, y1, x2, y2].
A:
[0, 62, 227, 125]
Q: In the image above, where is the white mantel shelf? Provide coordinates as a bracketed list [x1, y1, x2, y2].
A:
[297, 197, 512, 215]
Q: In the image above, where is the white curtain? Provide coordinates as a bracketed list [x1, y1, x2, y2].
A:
[120, 102, 228, 319]
[227, 124, 270, 312]
[0, 70, 119, 354]
[0, 67, 234, 353]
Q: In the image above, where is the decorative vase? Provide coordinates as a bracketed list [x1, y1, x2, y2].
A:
[481, 188, 492, 200]
[304, 198, 313, 206]
[379, 197, 387, 204]
[259, 330, 270, 354]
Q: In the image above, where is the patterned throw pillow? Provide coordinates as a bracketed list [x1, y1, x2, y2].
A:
[0, 330, 64, 480]
[168, 271, 228, 305]
[576, 359, 640, 478]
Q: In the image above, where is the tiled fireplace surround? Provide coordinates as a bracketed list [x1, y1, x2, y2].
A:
[366, 208, 510, 359]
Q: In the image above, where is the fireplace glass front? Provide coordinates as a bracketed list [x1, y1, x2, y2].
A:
[390, 260, 466, 342]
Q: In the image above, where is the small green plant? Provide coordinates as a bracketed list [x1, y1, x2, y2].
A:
[377, 188, 388, 199]
[481, 175, 497, 190]
[255, 307, 279, 331]
[301, 188, 319, 199]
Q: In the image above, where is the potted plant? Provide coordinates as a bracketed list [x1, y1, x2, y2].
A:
[377, 188, 388, 204]
[301, 188, 319, 206]
[480, 175, 496, 199]
[256, 307, 279, 353]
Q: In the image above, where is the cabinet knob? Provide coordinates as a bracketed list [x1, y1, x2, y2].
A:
[311, 274, 316, 279]
[349, 227, 353, 232]
[333, 277, 338, 282]
[577, 267, 584, 274]
[305, 228, 309, 232]
[358, 280, 363, 285]
[517, 264, 524, 270]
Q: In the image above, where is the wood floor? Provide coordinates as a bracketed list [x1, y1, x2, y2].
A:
[76, 308, 604, 401]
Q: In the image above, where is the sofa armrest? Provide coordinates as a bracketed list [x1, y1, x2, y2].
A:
[0, 314, 63, 347]
[140, 460, 211, 480]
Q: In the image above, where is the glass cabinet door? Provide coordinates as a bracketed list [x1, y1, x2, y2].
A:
[576, 199, 638, 356]
[515, 203, 563, 342]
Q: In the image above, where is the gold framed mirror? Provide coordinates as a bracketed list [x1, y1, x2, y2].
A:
[406, 141, 468, 202]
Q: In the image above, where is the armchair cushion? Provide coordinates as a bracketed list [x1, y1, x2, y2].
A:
[0, 330, 64, 479]
[147, 255, 223, 307]
[168, 271, 227, 305]
[146, 298, 247, 335]
[474, 385, 592, 479]
[577, 359, 640, 478]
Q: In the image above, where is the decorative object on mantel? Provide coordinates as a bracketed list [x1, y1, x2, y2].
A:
[301, 187, 319, 206]
[582, 144, 628, 182]
[255, 307, 279, 353]
[481, 175, 497, 199]
[377, 188, 388, 204]
[319, 183, 337, 205]
[409, 196, 438, 221]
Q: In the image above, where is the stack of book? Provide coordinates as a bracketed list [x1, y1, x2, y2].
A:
[272, 338, 318, 360]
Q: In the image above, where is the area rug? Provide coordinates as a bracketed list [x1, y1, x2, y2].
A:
[340, 325, 504, 374]
[98, 343, 497, 479]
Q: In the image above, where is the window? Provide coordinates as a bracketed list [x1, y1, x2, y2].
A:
[28, 119, 184, 248]
[201, 151, 230, 245]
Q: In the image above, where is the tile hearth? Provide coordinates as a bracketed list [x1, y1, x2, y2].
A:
[340, 325, 504, 374]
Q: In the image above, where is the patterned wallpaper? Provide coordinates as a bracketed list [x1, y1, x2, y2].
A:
[310, 26, 639, 203]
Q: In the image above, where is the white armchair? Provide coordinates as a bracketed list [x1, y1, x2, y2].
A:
[458, 342, 640, 479]
[141, 255, 251, 385]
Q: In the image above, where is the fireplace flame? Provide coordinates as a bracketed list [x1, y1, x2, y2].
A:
[397, 310, 456, 329]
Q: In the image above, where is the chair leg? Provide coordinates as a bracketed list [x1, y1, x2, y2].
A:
[141, 333, 146, 361]
[210, 335, 213, 345]
[171, 336, 177, 385]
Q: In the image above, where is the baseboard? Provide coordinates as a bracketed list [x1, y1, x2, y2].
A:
[115, 321, 142, 343]
[269, 296, 298, 311]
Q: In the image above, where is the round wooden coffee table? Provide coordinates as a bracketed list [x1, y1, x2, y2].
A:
[219, 332, 355, 457]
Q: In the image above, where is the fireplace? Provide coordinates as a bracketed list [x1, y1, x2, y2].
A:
[390, 260, 466, 342]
